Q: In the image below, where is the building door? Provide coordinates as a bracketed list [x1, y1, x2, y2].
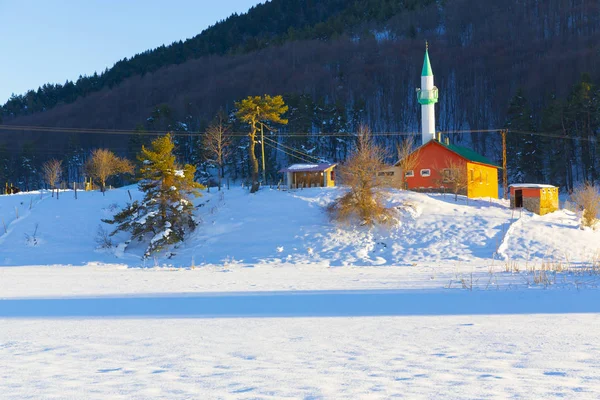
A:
[514, 190, 523, 208]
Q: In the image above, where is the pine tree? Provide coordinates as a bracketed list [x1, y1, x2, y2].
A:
[235, 95, 288, 193]
[19, 142, 38, 191]
[505, 89, 543, 183]
[564, 74, 600, 184]
[540, 95, 570, 189]
[104, 134, 204, 258]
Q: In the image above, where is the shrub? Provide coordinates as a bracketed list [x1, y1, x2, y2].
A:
[571, 182, 600, 228]
[328, 125, 391, 225]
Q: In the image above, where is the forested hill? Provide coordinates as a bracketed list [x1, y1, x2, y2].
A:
[1, 0, 600, 191]
[0, 0, 433, 117]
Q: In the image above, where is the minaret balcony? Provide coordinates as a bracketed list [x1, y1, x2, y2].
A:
[417, 87, 439, 105]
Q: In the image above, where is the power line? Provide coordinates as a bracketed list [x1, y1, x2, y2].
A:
[0, 124, 418, 137]
[1, 123, 599, 143]
[262, 140, 314, 164]
[262, 136, 322, 162]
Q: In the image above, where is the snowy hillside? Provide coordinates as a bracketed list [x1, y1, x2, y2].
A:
[1, 186, 599, 269]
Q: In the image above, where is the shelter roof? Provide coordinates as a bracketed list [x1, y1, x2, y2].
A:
[509, 184, 556, 188]
[279, 163, 336, 173]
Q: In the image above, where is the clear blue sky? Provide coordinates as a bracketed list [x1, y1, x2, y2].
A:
[0, 0, 264, 103]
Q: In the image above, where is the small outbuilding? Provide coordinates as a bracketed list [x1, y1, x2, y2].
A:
[509, 184, 559, 215]
[279, 163, 337, 188]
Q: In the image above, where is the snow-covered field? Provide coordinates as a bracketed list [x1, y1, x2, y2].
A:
[2, 187, 600, 398]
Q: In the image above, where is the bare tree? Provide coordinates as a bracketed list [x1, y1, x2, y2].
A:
[395, 136, 420, 189]
[42, 159, 63, 190]
[328, 125, 390, 225]
[85, 149, 134, 193]
[203, 113, 232, 190]
[437, 158, 469, 202]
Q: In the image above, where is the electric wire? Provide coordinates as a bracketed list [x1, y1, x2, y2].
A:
[262, 135, 322, 162]
[262, 139, 314, 164]
[1, 124, 599, 143]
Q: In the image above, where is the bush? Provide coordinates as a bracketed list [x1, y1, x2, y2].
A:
[571, 182, 600, 228]
[327, 125, 391, 225]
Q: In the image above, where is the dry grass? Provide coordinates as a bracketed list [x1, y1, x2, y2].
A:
[459, 273, 475, 291]
[504, 259, 520, 273]
[571, 182, 600, 228]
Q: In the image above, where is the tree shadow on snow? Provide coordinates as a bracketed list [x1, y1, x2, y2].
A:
[1, 289, 599, 319]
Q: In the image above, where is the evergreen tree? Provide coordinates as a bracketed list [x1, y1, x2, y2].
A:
[127, 124, 150, 162]
[0, 144, 11, 190]
[19, 142, 39, 191]
[505, 89, 543, 183]
[235, 95, 288, 193]
[563, 74, 600, 184]
[63, 134, 85, 184]
[540, 95, 570, 189]
[104, 134, 204, 258]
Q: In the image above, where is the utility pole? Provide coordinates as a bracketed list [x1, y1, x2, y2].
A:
[260, 122, 266, 185]
[502, 129, 508, 200]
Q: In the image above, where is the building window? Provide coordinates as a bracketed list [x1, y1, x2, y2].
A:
[469, 170, 474, 182]
[377, 171, 394, 177]
[330, 170, 335, 181]
[420, 169, 431, 177]
[405, 170, 414, 178]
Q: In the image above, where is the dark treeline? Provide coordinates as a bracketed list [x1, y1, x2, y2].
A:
[1, 0, 599, 191]
[0, 0, 434, 119]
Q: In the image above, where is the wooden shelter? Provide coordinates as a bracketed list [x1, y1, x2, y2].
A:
[279, 163, 337, 188]
[398, 139, 500, 199]
[509, 184, 559, 215]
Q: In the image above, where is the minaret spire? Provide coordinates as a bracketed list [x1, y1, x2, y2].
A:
[416, 42, 438, 144]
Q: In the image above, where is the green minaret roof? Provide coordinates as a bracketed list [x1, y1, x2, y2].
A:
[421, 45, 433, 77]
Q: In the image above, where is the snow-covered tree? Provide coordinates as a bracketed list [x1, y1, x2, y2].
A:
[104, 134, 204, 257]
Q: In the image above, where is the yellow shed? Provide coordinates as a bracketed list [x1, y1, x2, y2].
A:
[279, 163, 337, 188]
[510, 184, 559, 215]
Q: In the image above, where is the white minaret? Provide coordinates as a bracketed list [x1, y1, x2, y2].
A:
[416, 42, 438, 145]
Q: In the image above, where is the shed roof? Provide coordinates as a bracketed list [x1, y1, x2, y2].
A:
[509, 184, 556, 189]
[279, 163, 336, 173]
